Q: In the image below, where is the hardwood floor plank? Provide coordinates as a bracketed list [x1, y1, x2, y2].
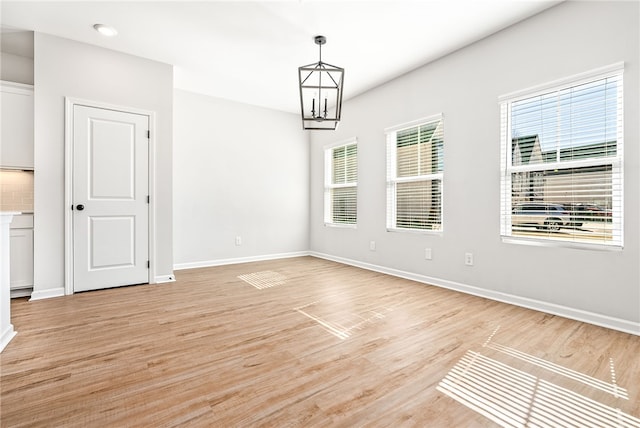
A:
[2, 256, 638, 427]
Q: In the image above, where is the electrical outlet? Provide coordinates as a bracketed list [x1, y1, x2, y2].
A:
[425, 248, 432, 260]
[235, 236, 242, 246]
[369, 241, 376, 251]
[465, 252, 474, 266]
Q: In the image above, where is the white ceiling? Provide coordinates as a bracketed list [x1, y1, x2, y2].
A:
[1, 1, 560, 113]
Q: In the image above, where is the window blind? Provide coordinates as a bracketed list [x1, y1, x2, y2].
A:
[325, 140, 357, 225]
[500, 67, 623, 247]
[386, 115, 444, 231]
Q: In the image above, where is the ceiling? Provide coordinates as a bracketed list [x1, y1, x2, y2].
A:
[0, 1, 560, 113]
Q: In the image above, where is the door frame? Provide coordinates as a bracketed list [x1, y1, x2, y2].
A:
[64, 97, 157, 295]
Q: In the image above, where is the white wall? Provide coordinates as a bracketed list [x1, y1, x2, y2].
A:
[33, 33, 174, 297]
[173, 90, 309, 268]
[0, 52, 33, 85]
[309, 1, 639, 333]
[0, 30, 34, 85]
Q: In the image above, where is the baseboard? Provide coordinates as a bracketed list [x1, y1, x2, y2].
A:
[174, 251, 311, 271]
[0, 324, 17, 353]
[310, 252, 640, 336]
[154, 274, 176, 283]
[29, 287, 65, 301]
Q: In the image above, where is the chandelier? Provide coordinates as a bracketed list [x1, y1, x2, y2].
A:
[298, 35, 344, 130]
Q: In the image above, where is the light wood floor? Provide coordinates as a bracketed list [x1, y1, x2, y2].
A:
[1, 256, 639, 427]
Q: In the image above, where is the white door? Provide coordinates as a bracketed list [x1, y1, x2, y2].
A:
[73, 105, 149, 292]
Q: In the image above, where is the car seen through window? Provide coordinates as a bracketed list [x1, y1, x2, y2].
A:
[511, 203, 580, 231]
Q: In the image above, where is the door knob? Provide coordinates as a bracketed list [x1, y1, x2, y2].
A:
[76, 204, 85, 211]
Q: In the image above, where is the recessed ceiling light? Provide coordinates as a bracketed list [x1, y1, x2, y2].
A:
[93, 24, 118, 37]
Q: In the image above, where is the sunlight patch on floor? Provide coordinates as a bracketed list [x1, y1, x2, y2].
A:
[485, 341, 628, 399]
[437, 327, 640, 428]
[238, 271, 288, 290]
[294, 294, 407, 340]
[438, 351, 640, 428]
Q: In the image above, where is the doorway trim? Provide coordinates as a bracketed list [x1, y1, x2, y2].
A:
[64, 97, 157, 295]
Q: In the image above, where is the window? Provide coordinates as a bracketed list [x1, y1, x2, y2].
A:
[324, 139, 357, 226]
[386, 115, 444, 232]
[500, 64, 623, 247]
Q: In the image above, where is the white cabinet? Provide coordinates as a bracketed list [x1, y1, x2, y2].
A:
[9, 214, 33, 297]
[1, 81, 34, 169]
[1, 212, 19, 352]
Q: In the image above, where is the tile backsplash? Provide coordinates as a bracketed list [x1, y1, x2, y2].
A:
[0, 169, 34, 212]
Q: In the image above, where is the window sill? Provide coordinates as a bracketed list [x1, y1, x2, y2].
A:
[325, 222, 357, 229]
[501, 236, 623, 252]
[386, 227, 443, 236]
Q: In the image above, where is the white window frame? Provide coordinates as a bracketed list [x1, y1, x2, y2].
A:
[324, 137, 358, 228]
[385, 114, 444, 233]
[499, 63, 624, 249]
